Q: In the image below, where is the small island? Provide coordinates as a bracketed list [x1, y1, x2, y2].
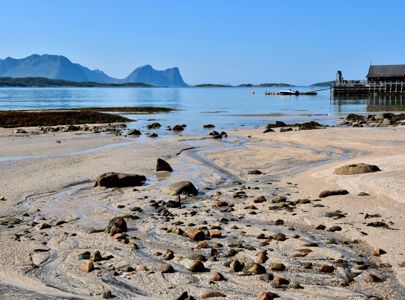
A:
[0, 77, 154, 88]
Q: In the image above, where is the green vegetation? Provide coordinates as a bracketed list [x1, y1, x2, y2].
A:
[0, 110, 131, 128]
[0, 77, 153, 87]
[238, 83, 291, 87]
[194, 83, 292, 87]
[311, 81, 334, 87]
[194, 84, 232, 87]
[68, 107, 176, 113]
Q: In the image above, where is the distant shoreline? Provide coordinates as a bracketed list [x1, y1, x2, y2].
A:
[0, 77, 154, 88]
[0, 77, 327, 88]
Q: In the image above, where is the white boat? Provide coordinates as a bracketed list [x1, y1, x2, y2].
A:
[279, 89, 298, 95]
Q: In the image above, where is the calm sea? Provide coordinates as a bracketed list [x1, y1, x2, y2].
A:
[0, 86, 404, 133]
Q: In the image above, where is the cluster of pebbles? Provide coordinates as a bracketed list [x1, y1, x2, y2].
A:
[3, 117, 405, 299]
[4, 155, 402, 300]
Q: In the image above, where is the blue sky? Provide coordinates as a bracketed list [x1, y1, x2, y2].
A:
[1, 0, 405, 85]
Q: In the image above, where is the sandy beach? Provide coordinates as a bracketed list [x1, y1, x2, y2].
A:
[0, 122, 404, 299]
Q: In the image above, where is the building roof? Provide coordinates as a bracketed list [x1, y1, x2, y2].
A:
[367, 64, 405, 78]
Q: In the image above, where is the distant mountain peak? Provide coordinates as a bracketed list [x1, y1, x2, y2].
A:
[124, 64, 188, 87]
[0, 54, 189, 87]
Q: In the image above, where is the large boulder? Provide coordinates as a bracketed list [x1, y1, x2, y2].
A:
[94, 172, 146, 188]
[334, 163, 381, 175]
[165, 181, 198, 195]
[156, 158, 173, 172]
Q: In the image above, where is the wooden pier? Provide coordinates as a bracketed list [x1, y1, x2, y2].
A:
[333, 65, 405, 96]
[332, 81, 405, 96]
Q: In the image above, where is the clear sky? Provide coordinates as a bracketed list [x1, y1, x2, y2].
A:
[1, 0, 405, 85]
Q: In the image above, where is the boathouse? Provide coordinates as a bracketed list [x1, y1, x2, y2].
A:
[367, 65, 405, 82]
[332, 64, 405, 95]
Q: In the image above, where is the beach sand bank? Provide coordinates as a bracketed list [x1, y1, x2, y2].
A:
[0, 124, 404, 299]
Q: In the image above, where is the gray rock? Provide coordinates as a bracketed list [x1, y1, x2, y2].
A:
[165, 181, 198, 196]
[156, 158, 173, 172]
[94, 172, 146, 188]
[334, 163, 381, 175]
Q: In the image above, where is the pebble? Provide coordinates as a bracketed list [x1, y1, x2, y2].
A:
[272, 233, 286, 241]
[289, 280, 302, 289]
[102, 291, 113, 299]
[201, 292, 226, 298]
[196, 241, 209, 249]
[272, 276, 289, 288]
[80, 261, 94, 273]
[90, 251, 103, 262]
[363, 273, 383, 283]
[256, 251, 268, 263]
[163, 249, 175, 260]
[257, 291, 280, 300]
[78, 251, 91, 260]
[136, 265, 148, 272]
[319, 190, 349, 198]
[254, 196, 267, 203]
[319, 264, 335, 273]
[189, 261, 206, 272]
[246, 263, 267, 274]
[210, 272, 225, 281]
[270, 196, 286, 203]
[374, 248, 387, 256]
[259, 273, 274, 282]
[270, 263, 286, 271]
[188, 229, 206, 241]
[160, 263, 175, 273]
[209, 230, 222, 238]
[230, 259, 244, 272]
[327, 225, 342, 232]
[38, 223, 52, 230]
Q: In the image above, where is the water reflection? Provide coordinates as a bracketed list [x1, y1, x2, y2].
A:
[332, 94, 405, 112]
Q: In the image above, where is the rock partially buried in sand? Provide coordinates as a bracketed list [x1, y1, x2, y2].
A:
[172, 124, 186, 131]
[201, 292, 226, 298]
[210, 272, 225, 281]
[363, 272, 383, 283]
[80, 261, 94, 273]
[334, 163, 381, 175]
[94, 172, 146, 188]
[128, 129, 141, 136]
[319, 264, 335, 273]
[248, 170, 262, 175]
[165, 181, 198, 196]
[156, 158, 173, 172]
[319, 190, 349, 198]
[105, 217, 127, 235]
[189, 261, 206, 272]
[263, 128, 275, 133]
[257, 291, 280, 300]
[147, 122, 161, 129]
[246, 263, 267, 274]
[299, 121, 324, 130]
[188, 229, 206, 241]
[160, 263, 175, 273]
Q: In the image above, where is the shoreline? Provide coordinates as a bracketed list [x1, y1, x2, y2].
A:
[0, 120, 404, 299]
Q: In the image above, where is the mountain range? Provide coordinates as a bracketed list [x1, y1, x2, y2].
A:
[0, 54, 188, 87]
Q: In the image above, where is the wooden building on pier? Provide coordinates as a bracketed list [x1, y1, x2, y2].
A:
[332, 64, 405, 95]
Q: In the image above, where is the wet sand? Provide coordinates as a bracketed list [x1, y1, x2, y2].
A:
[0, 124, 404, 299]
